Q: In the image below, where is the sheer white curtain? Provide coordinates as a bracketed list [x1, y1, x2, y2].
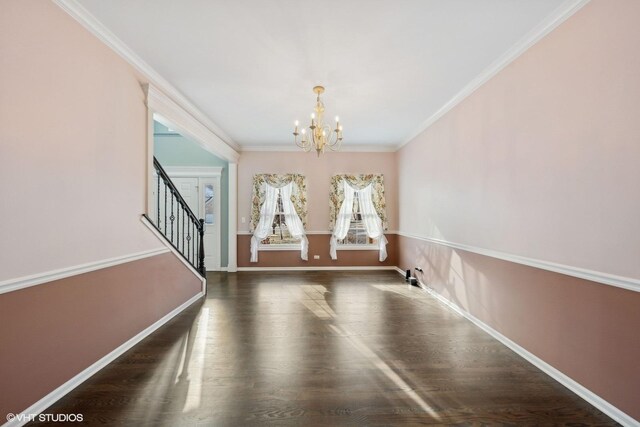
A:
[330, 180, 356, 260]
[280, 182, 308, 261]
[330, 180, 387, 261]
[250, 183, 278, 262]
[251, 181, 308, 262]
[358, 184, 388, 261]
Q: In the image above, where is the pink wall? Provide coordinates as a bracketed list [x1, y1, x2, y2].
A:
[0, 0, 161, 282]
[397, 0, 640, 280]
[237, 151, 398, 233]
[397, 0, 640, 421]
[0, 253, 202, 417]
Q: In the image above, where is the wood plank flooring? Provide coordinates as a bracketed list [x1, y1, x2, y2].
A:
[29, 271, 616, 426]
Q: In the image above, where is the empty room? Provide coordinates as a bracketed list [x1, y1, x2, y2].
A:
[1, 0, 639, 425]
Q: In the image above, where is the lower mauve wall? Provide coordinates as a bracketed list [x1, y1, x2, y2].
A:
[398, 234, 640, 421]
[0, 252, 202, 417]
[238, 234, 398, 268]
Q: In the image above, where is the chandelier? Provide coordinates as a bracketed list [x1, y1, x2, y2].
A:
[293, 86, 343, 156]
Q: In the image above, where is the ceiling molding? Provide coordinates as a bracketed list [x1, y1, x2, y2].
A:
[240, 144, 397, 153]
[146, 85, 239, 162]
[52, 0, 240, 152]
[396, 0, 591, 150]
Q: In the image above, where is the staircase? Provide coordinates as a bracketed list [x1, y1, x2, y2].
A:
[144, 157, 206, 278]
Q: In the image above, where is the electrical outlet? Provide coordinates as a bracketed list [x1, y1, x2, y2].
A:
[241, 217, 246, 223]
[313, 255, 320, 260]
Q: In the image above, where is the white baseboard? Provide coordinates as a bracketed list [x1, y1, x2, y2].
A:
[3, 292, 203, 427]
[237, 266, 399, 272]
[392, 270, 638, 426]
[0, 248, 169, 296]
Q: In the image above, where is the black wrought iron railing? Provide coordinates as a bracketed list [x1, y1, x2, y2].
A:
[144, 157, 205, 277]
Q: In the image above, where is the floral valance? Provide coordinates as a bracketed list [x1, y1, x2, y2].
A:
[329, 174, 387, 231]
[250, 174, 307, 232]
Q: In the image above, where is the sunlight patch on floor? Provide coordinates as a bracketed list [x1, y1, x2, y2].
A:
[291, 282, 441, 420]
[328, 323, 440, 418]
[179, 307, 210, 413]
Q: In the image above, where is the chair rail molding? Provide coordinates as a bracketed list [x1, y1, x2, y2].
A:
[397, 232, 640, 293]
[0, 248, 169, 296]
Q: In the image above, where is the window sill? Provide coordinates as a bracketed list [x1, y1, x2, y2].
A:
[336, 245, 378, 251]
[259, 244, 301, 251]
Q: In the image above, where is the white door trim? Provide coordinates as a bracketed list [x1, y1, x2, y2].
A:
[164, 166, 223, 178]
[227, 163, 238, 272]
[164, 167, 222, 271]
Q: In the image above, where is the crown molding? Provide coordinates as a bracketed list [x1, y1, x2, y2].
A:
[54, 0, 591, 154]
[52, 0, 240, 154]
[240, 144, 397, 153]
[396, 0, 591, 150]
[145, 85, 239, 162]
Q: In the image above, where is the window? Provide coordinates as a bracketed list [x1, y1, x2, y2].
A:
[337, 192, 378, 247]
[329, 174, 388, 260]
[250, 174, 308, 260]
[204, 183, 214, 224]
[260, 191, 301, 246]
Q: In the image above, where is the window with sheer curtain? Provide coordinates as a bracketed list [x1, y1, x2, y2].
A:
[261, 191, 301, 245]
[338, 192, 379, 246]
[329, 174, 388, 261]
[250, 174, 308, 262]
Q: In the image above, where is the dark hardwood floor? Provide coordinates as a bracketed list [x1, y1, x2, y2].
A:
[30, 271, 616, 426]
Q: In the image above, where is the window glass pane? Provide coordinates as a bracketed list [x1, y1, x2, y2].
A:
[261, 192, 301, 245]
[339, 190, 376, 246]
[204, 184, 214, 224]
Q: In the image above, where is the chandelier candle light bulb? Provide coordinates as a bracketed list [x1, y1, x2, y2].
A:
[293, 86, 343, 156]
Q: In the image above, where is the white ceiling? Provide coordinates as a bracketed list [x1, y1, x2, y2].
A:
[77, 0, 573, 151]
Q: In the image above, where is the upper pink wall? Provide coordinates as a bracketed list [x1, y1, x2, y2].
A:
[397, 0, 640, 280]
[0, 0, 160, 281]
[237, 151, 398, 232]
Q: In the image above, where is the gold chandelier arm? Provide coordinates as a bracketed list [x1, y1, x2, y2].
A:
[294, 132, 312, 151]
[322, 124, 340, 151]
[326, 133, 342, 151]
[297, 139, 312, 152]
